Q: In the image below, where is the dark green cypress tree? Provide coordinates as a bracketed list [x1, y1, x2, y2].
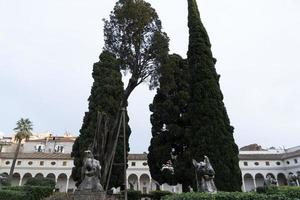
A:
[148, 54, 190, 186]
[71, 51, 131, 188]
[185, 0, 242, 191]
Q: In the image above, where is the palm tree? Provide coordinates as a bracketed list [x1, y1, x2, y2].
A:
[9, 118, 33, 178]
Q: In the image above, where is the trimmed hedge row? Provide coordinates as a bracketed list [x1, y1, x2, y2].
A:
[124, 190, 172, 200]
[263, 186, 300, 199]
[0, 190, 27, 200]
[162, 192, 292, 200]
[0, 186, 53, 200]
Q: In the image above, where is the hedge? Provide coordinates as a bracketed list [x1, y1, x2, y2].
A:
[0, 190, 27, 200]
[145, 190, 172, 200]
[25, 177, 56, 189]
[264, 186, 300, 198]
[162, 192, 292, 200]
[1, 186, 53, 200]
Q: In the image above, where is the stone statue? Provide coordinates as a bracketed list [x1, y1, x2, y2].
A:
[264, 174, 277, 186]
[288, 172, 298, 186]
[193, 156, 217, 193]
[77, 150, 103, 192]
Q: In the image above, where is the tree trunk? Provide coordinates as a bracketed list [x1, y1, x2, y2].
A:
[101, 77, 138, 188]
[9, 140, 21, 179]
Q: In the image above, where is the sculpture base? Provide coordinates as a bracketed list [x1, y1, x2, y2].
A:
[73, 190, 107, 200]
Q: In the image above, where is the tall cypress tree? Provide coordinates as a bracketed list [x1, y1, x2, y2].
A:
[148, 54, 190, 186]
[71, 51, 131, 188]
[185, 0, 242, 191]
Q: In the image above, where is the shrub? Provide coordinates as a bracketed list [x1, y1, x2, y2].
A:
[1, 186, 53, 200]
[162, 192, 292, 200]
[0, 190, 27, 200]
[44, 193, 72, 200]
[126, 190, 142, 200]
[149, 190, 172, 200]
[25, 177, 56, 189]
[265, 186, 300, 198]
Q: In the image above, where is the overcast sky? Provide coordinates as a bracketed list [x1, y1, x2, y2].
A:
[0, 0, 299, 153]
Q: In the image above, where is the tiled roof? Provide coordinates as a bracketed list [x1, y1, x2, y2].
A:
[128, 153, 147, 160]
[240, 144, 266, 151]
[239, 149, 300, 160]
[28, 137, 76, 143]
[0, 152, 72, 160]
[238, 154, 282, 160]
[0, 152, 148, 161]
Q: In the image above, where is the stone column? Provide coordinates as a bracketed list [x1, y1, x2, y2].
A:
[66, 177, 70, 193]
[253, 178, 257, 191]
[242, 176, 246, 192]
[138, 178, 141, 191]
[19, 177, 23, 186]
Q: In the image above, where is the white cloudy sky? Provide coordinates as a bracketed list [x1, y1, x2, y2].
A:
[0, 0, 299, 153]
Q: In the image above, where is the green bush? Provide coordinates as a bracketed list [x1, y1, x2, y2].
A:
[126, 190, 142, 200]
[162, 192, 292, 200]
[43, 193, 72, 200]
[148, 190, 172, 200]
[1, 186, 53, 200]
[265, 186, 300, 198]
[0, 190, 27, 200]
[25, 177, 55, 189]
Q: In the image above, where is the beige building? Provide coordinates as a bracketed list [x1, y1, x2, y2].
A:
[1, 134, 299, 193]
[0, 133, 181, 193]
[239, 144, 300, 192]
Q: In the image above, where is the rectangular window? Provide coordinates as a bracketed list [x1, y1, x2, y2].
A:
[40, 161, 44, 166]
[243, 162, 248, 166]
[17, 161, 21, 165]
[266, 161, 270, 166]
[131, 162, 136, 166]
[63, 161, 67, 166]
[295, 159, 298, 164]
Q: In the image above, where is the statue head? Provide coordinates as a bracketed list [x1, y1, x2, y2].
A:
[84, 150, 94, 159]
[193, 156, 215, 177]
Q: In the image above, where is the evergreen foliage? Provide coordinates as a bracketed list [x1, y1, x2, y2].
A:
[148, 54, 189, 186]
[185, 0, 242, 191]
[148, 0, 242, 192]
[101, 0, 169, 186]
[71, 51, 131, 188]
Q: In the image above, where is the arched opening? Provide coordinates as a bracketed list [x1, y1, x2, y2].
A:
[139, 174, 150, 194]
[11, 173, 21, 186]
[255, 173, 264, 188]
[46, 173, 56, 182]
[35, 173, 44, 179]
[21, 173, 32, 185]
[56, 173, 67, 192]
[266, 173, 276, 179]
[68, 176, 76, 192]
[1, 172, 8, 176]
[151, 180, 160, 191]
[244, 173, 255, 192]
[277, 173, 287, 186]
[128, 174, 139, 190]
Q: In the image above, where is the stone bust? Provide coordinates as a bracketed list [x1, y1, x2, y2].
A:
[77, 150, 103, 191]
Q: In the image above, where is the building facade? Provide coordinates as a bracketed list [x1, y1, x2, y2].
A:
[239, 144, 300, 191]
[0, 133, 182, 193]
[1, 134, 299, 193]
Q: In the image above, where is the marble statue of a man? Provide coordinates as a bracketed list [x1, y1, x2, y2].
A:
[77, 150, 103, 192]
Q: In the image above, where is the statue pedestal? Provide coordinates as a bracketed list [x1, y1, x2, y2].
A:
[73, 190, 107, 200]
